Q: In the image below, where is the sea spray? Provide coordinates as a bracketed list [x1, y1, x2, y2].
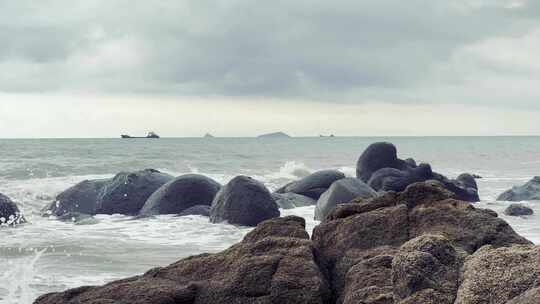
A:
[0, 248, 46, 304]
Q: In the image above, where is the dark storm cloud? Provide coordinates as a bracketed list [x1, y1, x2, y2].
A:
[0, 0, 539, 106]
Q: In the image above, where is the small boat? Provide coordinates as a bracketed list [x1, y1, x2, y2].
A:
[121, 132, 160, 139]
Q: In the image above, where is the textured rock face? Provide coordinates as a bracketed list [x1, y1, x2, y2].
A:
[312, 181, 530, 303]
[272, 192, 316, 209]
[314, 177, 377, 220]
[0, 193, 25, 225]
[392, 235, 463, 304]
[210, 176, 280, 226]
[96, 169, 173, 215]
[456, 245, 540, 304]
[140, 174, 221, 216]
[498, 176, 540, 201]
[276, 169, 346, 199]
[178, 205, 211, 217]
[504, 203, 534, 216]
[35, 181, 538, 304]
[34, 216, 331, 304]
[42, 179, 110, 216]
[356, 142, 480, 202]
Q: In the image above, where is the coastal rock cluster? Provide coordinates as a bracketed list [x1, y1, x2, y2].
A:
[498, 176, 540, 202]
[35, 181, 537, 304]
[0, 193, 25, 226]
[40, 142, 487, 227]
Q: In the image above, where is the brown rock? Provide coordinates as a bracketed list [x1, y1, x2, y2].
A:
[35, 216, 330, 304]
[456, 245, 540, 304]
[312, 181, 530, 303]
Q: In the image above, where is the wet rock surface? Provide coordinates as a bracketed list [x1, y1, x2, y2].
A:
[0, 193, 25, 225]
[35, 216, 331, 304]
[34, 181, 537, 304]
[210, 176, 280, 226]
[498, 176, 540, 202]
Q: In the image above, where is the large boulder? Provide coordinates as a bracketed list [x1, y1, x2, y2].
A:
[498, 176, 540, 201]
[42, 178, 110, 217]
[178, 205, 211, 217]
[456, 245, 540, 304]
[504, 203, 534, 216]
[95, 169, 173, 215]
[140, 174, 221, 216]
[312, 181, 530, 303]
[356, 142, 409, 182]
[272, 192, 316, 209]
[368, 164, 433, 192]
[35, 216, 331, 304]
[276, 170, 345, 199]
[0, 193, 25, 225]
[210, 176, 279, 226]
[314, 177, 377, 220]
[392, 235, 463, 304]
[356, 142, 480, 202]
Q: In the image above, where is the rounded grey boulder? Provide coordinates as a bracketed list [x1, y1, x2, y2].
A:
[210, 176, 280, 226]
[42, 178, 110, 216]
[140, 174, 221, 216]
[276, 169, 345, 199]
[178, 205, 211, 217]
[368, 164, 434, 192]
[457, 173, 479, 191]
[272, 193, 316, 209]
[0, 193, 25, 225]
[96, 169, 173, 215]
[504, 203, 533, 216]
[497, 176, 540, 202]
[314, 177, 377, 220]
[356, 142, 409, 182]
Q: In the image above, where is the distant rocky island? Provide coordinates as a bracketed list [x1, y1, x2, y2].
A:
[203, 133, 215, 138]
[257, 131, 291, 138]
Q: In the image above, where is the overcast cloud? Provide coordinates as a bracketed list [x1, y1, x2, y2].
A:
[0, 1, 538, 105]
[1, 1, 539, 137]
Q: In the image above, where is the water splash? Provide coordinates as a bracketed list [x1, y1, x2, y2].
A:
[0, 248, 46, 304]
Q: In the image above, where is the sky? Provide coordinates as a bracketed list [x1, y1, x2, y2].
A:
[1, 0, 539, 137]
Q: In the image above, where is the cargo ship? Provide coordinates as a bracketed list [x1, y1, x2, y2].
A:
[121, 132, 160, 139]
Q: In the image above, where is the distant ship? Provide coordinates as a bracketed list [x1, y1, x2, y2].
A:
[121, 132, 160, 139]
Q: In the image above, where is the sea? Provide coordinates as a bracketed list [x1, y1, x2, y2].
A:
[1, 136, 540, 303]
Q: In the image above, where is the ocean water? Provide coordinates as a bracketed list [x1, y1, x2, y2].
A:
[1, 136, 540, 303]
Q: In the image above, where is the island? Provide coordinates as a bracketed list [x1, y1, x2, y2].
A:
[257, 131, 291, 139]
[203, 133, 215, 138]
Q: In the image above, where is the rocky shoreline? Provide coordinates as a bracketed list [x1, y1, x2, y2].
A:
[1, 141, 539, 302]
[34, 181, 538, 304]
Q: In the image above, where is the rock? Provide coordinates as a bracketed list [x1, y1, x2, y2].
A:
[506, 287, 540, 304]
[356, 142, 480, 202]
[504, 203, 533, 216]
[178, 205, 211, 217]
[312, 181, 530, 303]
[368, 164, 434, 192]
[35, 216, 331, 304]
[456, 173, 478, 190]
[276, 169, 345, 199]
[392, 235, 463, 304]
[272, 193, 316, 209]
[456, 245, 540, 304]
[356, 142, 409, 182]
[257, 131, 291, 138]
[498, 176, 540, 201]
[139, 174, 221, 216]
[210, 176, 280, 226]
[42, 179, 110, 216]
[96, 169, 173, 215]
[0, 193, 25, 226]
[314, 177, 377, 220]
